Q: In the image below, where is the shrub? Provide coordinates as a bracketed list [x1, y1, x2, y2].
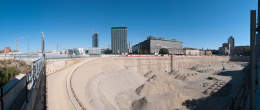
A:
[159, 48, 169, 54]
[0, 60, 28, 87]
[207, 76, 216, 80]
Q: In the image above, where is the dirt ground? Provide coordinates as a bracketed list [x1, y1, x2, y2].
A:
[47, 56, 247, 110]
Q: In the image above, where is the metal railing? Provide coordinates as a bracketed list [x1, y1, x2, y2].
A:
[0, 53, 40, 59]
[0, 56, 46, 110]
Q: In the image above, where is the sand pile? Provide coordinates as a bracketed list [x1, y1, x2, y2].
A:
[132, 71, 189, 110]
[190, 63, 224, 73]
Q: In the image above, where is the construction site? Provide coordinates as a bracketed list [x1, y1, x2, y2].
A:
[46, 56, 247, 110]
[0, 0, 259, 110]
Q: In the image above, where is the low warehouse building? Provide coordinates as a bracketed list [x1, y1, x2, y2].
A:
[184, 48, 200, 56]
[132, 36, 183, 55]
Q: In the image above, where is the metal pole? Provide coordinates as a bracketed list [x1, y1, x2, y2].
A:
[250, 10, 257, 110]
[41, 32, 47, 109]
[41, 32, 45, 59]
[170, 54, 173, 72]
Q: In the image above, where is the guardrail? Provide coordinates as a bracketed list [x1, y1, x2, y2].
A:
[45, 54, 88, 59]
[0, 56, 46, 110]
[0, 53, 40, 58]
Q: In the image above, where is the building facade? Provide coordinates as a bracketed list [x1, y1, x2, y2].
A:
[128, 41, 132, 54]
[184, 48, 200, 56]
[132, 36, 183, 55]
[228, 36, 235, 55]
[233, 46, 250, 56]
[88, 48, 101, 55]
[92, 32, 98, 48]
[3, 47, 12, 53]
[219, 36, 236, 55]
[219, 43, 230, 55]
[111, 27, 128, 54]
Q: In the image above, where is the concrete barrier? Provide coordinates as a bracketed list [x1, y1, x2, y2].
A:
[0, 74, 26, 110]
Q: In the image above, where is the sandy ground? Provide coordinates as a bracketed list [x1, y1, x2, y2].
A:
[46, 59, 81, 76]
[47, 56, 247, 110]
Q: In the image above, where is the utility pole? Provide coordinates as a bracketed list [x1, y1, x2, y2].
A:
[27, 39, 30, 53]
[41, 32, 45, 58]
[41, 32, 47, 109]
[14, 37, 24, 51]
[255, 0, 260, 110]
[15, 39, 18, 51]
[170, 54, 173, 73]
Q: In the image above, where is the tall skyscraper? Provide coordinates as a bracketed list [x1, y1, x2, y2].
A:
[228, 36, 235, 55]
[111, 27, 128, 54]
[128, 41, 132, 53]
[228, 36, 235, 49]
[92, 32, 98, 48]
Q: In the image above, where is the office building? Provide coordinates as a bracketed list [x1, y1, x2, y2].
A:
[92, 33, 98, 48]
[132, 36, 183, 55]
[228, 36, 235, 55]
[111, 27, 128, 54]
[128, 41, 132, 53]
[218, 36, 235, 55]
[219, 43, 230, 55]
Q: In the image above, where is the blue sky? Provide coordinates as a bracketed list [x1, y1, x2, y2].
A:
[0, 0, 258, 52]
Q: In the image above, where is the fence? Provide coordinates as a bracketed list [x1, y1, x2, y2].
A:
[45, 53, 88, 59]
[0, 53, 40, 59]
[0, 56, 46, 110]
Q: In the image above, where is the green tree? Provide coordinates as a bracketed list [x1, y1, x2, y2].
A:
[159, 48, 169, 54]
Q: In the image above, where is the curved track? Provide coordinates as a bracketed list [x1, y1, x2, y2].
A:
[47, 58, 94, 110]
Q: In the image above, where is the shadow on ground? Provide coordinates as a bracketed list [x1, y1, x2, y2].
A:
[182, 69, 245, 110]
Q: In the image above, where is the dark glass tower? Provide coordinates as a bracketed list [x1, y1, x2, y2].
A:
[111, 27, 128, 54]
[92, 32, 98, 48]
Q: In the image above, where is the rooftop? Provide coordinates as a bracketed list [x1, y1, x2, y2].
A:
[147, 36, 182, 42]
[111, 27, 128, 29]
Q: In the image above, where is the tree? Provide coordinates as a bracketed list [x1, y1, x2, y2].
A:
[211, 50, 219, 55]
[159, 48, 169, 54]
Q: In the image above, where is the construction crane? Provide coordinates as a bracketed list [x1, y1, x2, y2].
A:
[14, 36, 24, 52]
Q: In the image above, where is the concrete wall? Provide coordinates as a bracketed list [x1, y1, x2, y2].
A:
[1, 74, 26, 110]
[119, 56, 230, 75]
[230, 56, 249, 62]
